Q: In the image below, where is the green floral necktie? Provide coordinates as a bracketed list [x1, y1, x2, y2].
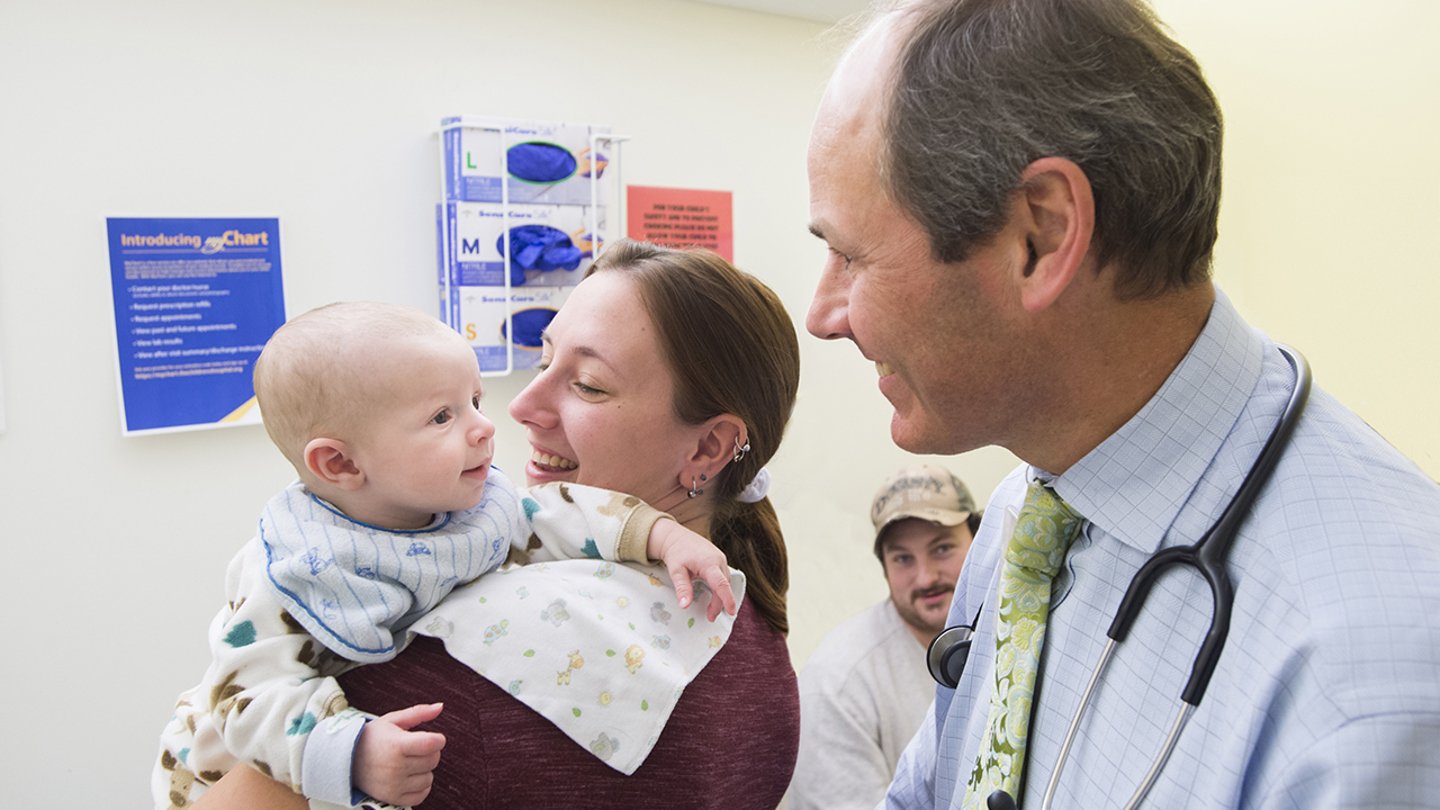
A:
[961, 481, 1084, 809]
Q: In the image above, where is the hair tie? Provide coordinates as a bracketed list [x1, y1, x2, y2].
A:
[737, 467, 771, 504]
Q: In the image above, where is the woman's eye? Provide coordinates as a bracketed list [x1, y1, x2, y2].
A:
[432, 409, 453, 425]
[574, 382, 602, 396]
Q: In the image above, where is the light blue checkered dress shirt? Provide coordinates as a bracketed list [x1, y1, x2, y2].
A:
[886, 291, 1440, 809]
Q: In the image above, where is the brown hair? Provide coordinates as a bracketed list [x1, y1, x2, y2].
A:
[586, 240, 801, 636]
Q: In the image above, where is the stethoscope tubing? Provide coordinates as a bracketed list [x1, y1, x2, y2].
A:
[1038, 345, 1310, 810]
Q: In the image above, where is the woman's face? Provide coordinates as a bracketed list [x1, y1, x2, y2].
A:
[508, 271, 698, 510]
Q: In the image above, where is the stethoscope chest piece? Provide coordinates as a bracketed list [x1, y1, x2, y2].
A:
[927, 623, 975, 689]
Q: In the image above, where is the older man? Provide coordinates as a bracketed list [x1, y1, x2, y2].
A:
[791, 465, 980, 810]
[805, 1, 1440, 808]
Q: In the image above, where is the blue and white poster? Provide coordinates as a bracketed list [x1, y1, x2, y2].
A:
[106, 217, 285, 435]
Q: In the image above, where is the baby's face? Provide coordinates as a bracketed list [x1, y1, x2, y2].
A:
[347, 330, 495, 529]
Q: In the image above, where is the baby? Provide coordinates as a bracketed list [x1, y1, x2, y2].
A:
[152, 301, 734, 809]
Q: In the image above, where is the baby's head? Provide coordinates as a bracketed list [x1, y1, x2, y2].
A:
[254, 301, 496, 529]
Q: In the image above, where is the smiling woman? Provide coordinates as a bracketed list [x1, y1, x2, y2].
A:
[192, 241, 803, 810]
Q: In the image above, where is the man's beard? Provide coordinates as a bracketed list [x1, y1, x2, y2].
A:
[900, 585, 954, 635]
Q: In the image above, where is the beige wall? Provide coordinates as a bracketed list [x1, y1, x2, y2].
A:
[0, 1, 1433, 806]
[1158, 0, 1440, 480]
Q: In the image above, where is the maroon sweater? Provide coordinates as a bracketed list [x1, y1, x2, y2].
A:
[339, 602, 799, 809]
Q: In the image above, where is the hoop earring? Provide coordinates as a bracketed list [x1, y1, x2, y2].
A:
[687, 476, 705, 499]
[733, 436, 751, 463]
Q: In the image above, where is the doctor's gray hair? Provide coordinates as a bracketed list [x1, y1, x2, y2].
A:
[883, 0, 1223, 299]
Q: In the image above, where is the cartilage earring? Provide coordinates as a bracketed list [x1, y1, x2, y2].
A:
[688, 477, 704, 498]
[733, 436, 751, 463]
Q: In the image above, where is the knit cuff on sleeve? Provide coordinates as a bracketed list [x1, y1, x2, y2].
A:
[301, 711, 368, 807]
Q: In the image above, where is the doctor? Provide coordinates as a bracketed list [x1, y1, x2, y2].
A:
[804, 1, 1440, 808]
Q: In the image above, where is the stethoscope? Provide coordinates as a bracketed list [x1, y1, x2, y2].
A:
[926, 346, 1311, 810]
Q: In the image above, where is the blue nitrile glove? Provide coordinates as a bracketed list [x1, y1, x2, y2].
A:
[507, 141, 577, 183]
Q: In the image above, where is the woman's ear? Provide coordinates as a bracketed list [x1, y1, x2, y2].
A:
[679, 414, 747, 489]
[303, 438, 365, 490]
[1014, 156, 1095, 313]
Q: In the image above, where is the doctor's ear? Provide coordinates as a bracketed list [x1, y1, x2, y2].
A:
[1015, 157, 1095, 312]
[303, 438, 365, 490]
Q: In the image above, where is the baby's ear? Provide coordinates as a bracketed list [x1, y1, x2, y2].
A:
[303, 438, 364, 490]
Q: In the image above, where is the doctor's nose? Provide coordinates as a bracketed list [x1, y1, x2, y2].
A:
[806, 266, 851, 341]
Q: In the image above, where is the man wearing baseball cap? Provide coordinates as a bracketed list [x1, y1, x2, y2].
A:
[788, 465, 981, 810]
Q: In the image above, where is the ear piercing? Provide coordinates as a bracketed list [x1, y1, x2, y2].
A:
[733, 436, 751, 463]
[688, 473, 707, 498]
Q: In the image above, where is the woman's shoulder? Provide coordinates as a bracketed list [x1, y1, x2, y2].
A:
[714, 597, 796, 675]
[630, 600, 799, 804]
[339, 598, 799, 809]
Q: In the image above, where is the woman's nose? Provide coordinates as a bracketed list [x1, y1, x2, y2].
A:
[508, 373, 551, 427]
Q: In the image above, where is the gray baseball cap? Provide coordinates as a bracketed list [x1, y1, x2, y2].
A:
[870, 464, 976, 540]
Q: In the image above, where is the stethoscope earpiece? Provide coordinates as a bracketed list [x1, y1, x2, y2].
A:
[927, 623, 975, 689]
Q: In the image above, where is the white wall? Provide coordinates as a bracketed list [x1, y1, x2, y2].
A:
[0, 1, 1434, 807]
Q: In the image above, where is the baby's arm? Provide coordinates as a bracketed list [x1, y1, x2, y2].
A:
[519, 482, 735, 617]
[645, 517, 738, 621]
[192, 562, 357, 797]
[516, 482, 657, 564]
[198, 544, 441, 808]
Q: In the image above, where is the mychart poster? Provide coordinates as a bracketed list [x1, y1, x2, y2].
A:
[625, 186, 733, 261]
[106, 217, 286, 435]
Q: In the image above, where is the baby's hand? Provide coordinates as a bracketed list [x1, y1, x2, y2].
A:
[353, 702, 447, 807]
[648, 518, 738, 621]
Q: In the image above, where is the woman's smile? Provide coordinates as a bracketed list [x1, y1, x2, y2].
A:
[530, 448, 577, 472]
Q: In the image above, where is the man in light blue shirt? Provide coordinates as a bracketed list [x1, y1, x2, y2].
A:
[804, 1, 1440, 807]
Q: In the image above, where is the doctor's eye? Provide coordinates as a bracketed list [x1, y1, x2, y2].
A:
[828, 247, 854, 271]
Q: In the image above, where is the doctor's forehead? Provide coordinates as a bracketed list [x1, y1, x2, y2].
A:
[808, 15, 904, 223]
[812, 12, 902, 140]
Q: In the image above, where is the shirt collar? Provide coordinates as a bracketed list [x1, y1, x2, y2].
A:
[1047, 289, 1264, 553]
